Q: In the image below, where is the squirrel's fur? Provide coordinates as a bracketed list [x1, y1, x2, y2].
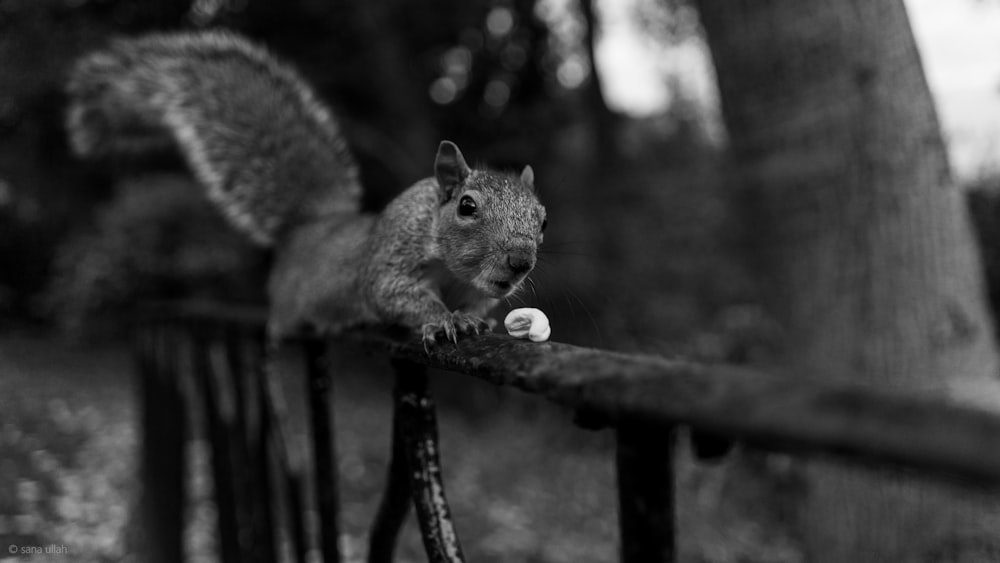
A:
[66, 30, 546, 343]
[67, 31, 360, 246]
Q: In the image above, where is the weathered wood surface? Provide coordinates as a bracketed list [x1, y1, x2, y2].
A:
[394, 360, 467, 563]
[376, 333, 1000, 485]
[136, 302, 1000, 486]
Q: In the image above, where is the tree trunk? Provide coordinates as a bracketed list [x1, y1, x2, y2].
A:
[579, 0, 620, 167]
[693, 1, 1000, 561]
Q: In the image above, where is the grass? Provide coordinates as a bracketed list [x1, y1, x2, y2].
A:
[0, 335, 136, 562]
[0, 334, 801, 563]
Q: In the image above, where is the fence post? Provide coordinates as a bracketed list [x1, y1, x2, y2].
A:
[616, 423, 676, 563]
[192, 324, 243, 563]
[393, 360, 467, 563]
[366, 407, 413, 563]
[304, 339, 342, 563]
[253, 332, 309, 563]
[367, 362, 415, 563]
[224, 325, 279, 563]
[132, 325, 186, 563]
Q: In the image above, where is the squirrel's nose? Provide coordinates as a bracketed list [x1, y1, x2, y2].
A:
[507, 250, 535, 275]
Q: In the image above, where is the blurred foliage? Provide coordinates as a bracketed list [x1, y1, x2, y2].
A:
[0, 338, 136, 562]
[0, 0, 115, 326]
[633, 0, 700, 45]
[44, 175, 268, 334]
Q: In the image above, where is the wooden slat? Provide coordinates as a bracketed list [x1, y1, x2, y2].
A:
[367, 381, 414, 563]
[133, 325, 186, 563]
[251, 332, 310, 563]
[192, 327, 243, 563]
[224, 326, 278, 563]
[304, 340, 342, 563]
[617, 424, 675, 563]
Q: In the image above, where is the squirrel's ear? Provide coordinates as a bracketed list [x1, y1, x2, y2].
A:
[435, 140, 471, 199]
[520, 165, 534, 188]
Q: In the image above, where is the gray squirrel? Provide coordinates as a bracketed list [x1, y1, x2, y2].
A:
[66, 30, 547, 344]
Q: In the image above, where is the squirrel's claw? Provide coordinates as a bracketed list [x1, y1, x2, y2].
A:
[420, 311, 491, 352]
[451, 311, 491, 336]
[420, 318, 457, 351]
[421, 323, 449, 351]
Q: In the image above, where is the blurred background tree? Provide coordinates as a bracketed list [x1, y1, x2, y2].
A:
[697, 0, 1000, 560]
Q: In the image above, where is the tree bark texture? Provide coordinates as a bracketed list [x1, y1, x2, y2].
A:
[694, 1, 1000, 561]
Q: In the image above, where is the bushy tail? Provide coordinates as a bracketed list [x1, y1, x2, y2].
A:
[66, 30, 361, 245]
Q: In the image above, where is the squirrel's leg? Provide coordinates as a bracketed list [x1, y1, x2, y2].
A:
[370, 276, 490, 347]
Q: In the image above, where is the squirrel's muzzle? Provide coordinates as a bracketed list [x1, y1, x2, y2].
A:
[506, 249, 536, 276]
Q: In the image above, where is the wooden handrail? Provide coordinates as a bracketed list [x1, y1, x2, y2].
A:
[375, 332, 1000, 487]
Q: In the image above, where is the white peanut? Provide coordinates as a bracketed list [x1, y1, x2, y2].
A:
[504, 308, 551, 342]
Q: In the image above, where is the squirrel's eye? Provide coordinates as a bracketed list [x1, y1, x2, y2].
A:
[540, 219, 547, 233]
[458, 195, 477, 217]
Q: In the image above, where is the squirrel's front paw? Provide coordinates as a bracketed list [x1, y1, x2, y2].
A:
[421, 311, 492, 349]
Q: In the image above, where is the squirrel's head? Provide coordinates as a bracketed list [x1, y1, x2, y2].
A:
[434, 140, 546, 299]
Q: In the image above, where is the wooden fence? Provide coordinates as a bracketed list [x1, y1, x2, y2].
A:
[132, 301, 1000, 563]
